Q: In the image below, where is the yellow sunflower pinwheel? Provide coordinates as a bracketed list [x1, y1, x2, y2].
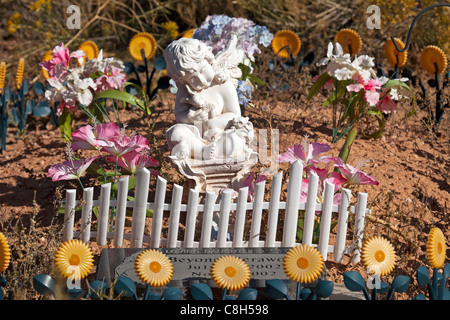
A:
[335, 28, 362, 56]
[41, 50, 52, 80]
[384, 38, 408, 68]
[78, 40, 99, 65]
[183, 28, 195, 39]
[283, 245, 324, 284]
[272, 30, 301, 59]
[420, 45, 448, 75]
[0, 232, 11, 272]
[361, 236, 396, 277]
[129, 32, 157, 61]
[135, 249, 173, 287]
[427, 227, 447, 269]
[54, 239, 94, 281]
[210, 256, 251, 292]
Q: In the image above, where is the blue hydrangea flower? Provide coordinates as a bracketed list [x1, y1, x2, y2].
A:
[236, 80, 252, 105]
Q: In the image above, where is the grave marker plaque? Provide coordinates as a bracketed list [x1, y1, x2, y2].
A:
[96, 247, 295, 288]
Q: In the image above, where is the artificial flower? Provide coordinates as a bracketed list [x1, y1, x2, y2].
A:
[210, 256, 251, 291]
[70, 123, 121, 151]
[100, 133, 149, 157]
[334, 161, 379, 186]
[378, 95, 397, 114]
[271, 30, 301, 59]
[384, 38, 407, 68]
[47, 155, 100, 181]
[95, 63, 127, 92]
[347, 76, 385, 106]
[78, 40, 99, 65]
[420, 45, 447, 75]
[334, 28, 362, 56]
[283, 245, 324, 283]
[0, 232, 11, 272]
[135, 249, 173, 287]
[277, 140, 336, 170]
[361, 236, 396, 277]
[128, 32, 157, 61]
[427, 227, 446, 269]
[15, 58, 24, 90]
[54, 239, 94, 280]
[317, 42, 352, 80]
[0, 62, 5, 94]
[107, 150, 159, 175]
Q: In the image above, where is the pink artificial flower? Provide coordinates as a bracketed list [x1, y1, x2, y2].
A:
[71, 123, 121, 151]
[277, 141, 337, 170]
[300, 170, 345, 209]
[347, 76, 385, 106]
[230, 172, 266, 201]
[107, 150, 159, 175]
[101, 134, 150, 157]
[95, 64, 127, 92]
[40, 42, 85, 78]
[335, 162, 379, 186]
[48, 156, 100, 182]
[378, 95, 397, 114]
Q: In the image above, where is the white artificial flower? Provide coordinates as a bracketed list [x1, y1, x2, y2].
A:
[45, 78, 67, 103]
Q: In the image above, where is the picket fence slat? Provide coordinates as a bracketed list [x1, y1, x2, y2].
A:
[113, 177, 129, 247]
[282, 161, 303, 247]
[80, 187, 94, 243]
[62, 161, 371, 262]
[303, 171, 320, 246]
[167, 184, 183, 248]
[131, 167, 150, 248]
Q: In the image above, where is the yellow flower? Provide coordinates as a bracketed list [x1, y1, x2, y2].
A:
[427, 227, 446, 269]
[210, 256, 251, 291]
[135, 249, 173, 287]
[7, 13, 22, 34]
[272, 30, 301, 59]
[41, 50, 53, 80]
[15, 58, 24, 91]
[0, 62, 6, 94]
[420, 45, 448, 75]
[183, 28, 195, 38]
[129, 32, 157, 61]
[335, 28, 362, 56]
[29, 0, 51, 11]
[162, 21, 179, 39]
[384, 38, 408, 68]
[0, 232, 11, 272]
[54, 239, 94, 281]
[283, 245, 324, 284]
[361, 236, 396, 277]
[78, 41, 99, 65]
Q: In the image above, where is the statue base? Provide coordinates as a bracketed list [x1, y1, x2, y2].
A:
[169, 151, 258, 193]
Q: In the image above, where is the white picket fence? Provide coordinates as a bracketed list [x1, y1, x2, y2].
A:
[61, 161, 370, 263]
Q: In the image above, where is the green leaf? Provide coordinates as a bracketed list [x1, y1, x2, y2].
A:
[321, 84, 346, 106]
[247, 73, 265, 86]
[362, 113, 386, 139]
[92, 90, 145, 109]
[306, 73, 332, 101]
[59, 108, 73, 142]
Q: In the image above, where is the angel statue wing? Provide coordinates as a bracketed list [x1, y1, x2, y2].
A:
[213, 34, 245, 87]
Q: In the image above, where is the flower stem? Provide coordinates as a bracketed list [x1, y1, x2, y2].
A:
[77, 178, 85, 191]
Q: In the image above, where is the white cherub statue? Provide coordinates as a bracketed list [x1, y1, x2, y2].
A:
[164, 35, 254, 161]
